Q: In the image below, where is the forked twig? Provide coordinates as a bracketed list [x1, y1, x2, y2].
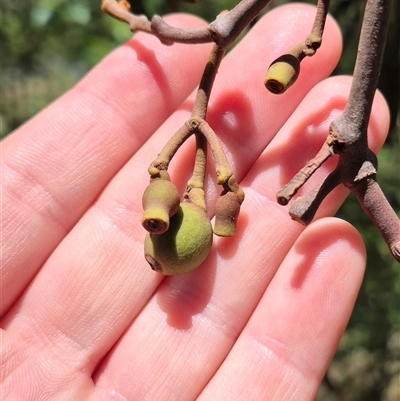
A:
[276, 0, 400, 261]
[102, 0, 399, 263]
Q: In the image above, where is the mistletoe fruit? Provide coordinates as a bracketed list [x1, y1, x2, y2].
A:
[144, 202, 213, 275]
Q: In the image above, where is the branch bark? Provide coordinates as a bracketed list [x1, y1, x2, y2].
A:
[277, 0, 400, 262]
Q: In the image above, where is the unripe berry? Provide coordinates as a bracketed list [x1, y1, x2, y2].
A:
[264, 54, 301, 94]
[144, 202, 213, 275]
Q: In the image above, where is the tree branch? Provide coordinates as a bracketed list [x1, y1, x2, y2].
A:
[279, 0, 399, 261]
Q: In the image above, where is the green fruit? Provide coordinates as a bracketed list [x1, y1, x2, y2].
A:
[142, 179, 180, 234]
[264, 54, 300, 94]
[144, 202, 213, 275]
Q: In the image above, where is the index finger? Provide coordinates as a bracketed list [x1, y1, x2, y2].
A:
[1, 14, 212, 316]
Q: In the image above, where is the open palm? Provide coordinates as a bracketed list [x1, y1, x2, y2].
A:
[1, 4, 390, 400]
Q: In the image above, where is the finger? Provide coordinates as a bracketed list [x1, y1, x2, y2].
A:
[91, 77, 389, 400]
[198, 218, 366, 400]
[2, 4, 344, 399]
[1, 14, 212, 316]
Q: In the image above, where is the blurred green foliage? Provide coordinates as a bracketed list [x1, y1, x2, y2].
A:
[1, 1, 399, 399]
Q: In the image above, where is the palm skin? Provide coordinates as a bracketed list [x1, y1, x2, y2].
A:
[1, 4, 390, 401]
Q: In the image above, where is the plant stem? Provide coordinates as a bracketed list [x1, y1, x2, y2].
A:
[354, 177, 400, 261]
[277, 142, 334, 204]
[186, 45, 226, 208]
[185, 133, 208, 210]
[103, 0, 275, 47]
[209, 0, 272, 48]
[192, 45, 226, 119]
[278, 0, 399, 261]
[149, 44, 242, 202]
[334, 0, 391, 142]
[291, 0, 329, 59]
[101, 0, 151, 33]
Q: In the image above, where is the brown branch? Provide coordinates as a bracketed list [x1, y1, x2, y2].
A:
[334, 0, 389, 142]
[192, 45, 226, 119]
[150, 16, 212, 44]
[185, 133, 208, 210]
[148, 43, 243, 221]
[279, 0, 399, 261]
[101, 0, 151, 33]
[308, 0, 329, 52]
[152, 0, 274, 47]
[288, 0, 329, 59]
[353, 177, 400, 261]
[209, 0, 272, 48]
[185, 45, 226, 209]
[277, 141, 334, 205]
[288, 168, 341, 225]
[102, 0, 273, 47]
[102, 0, 398, 261]
[148, 123, 193, 177]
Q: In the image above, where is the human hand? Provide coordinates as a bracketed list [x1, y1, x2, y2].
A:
[1, 4, 390, 400]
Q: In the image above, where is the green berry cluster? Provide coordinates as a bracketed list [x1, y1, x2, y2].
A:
[142, 175, 242, 275]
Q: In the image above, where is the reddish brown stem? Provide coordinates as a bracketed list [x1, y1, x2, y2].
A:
[334, 0, 391, 143]
[288, 169, 341, 225]
[148, 43, 242, 204]
[209, 0, 272, 48]
[290, 0, 330, 59]
[353, 178, 400, 262]
[185, 133, 208, 210]
[192, 45, 226, 119]
[151, 17, 212, 44]
[277, 141, 333, 205]
[103, 0, 274, 47]
[153, 0, 274, 47]
[278, 0, 399, 262]
[101, 0, 151, 32]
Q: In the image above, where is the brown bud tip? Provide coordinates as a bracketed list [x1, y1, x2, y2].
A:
[265, 54, 301, 94]
[118, 0, 131, 10]
[142, 179, 180, 234]
[144, 203, 213, 275]
[213, 191, 241, 237]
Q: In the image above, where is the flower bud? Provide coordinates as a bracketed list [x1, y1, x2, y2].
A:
[142, 179, 180, 234]
[144, 202, 213, 275]
[213, 191, 241, 237]
[264, 54, 301, 94]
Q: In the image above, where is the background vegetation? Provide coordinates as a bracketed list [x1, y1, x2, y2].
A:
[1, 1, 399, 399]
